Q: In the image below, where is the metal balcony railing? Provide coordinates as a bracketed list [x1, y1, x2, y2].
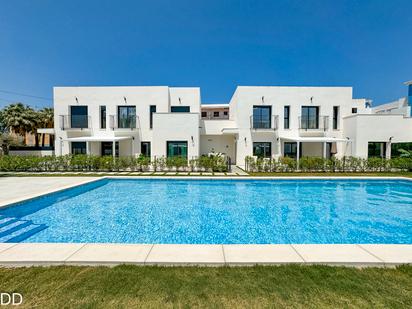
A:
[298, 116, 329, 131]
[59, 115, 91, 130]
[250, 115, 278, 130]
[109, 115, 139, 130]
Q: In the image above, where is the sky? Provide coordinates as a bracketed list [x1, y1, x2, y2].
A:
[0, 0, 411, 109]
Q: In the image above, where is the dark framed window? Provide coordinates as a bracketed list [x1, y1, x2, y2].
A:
[71, 142, 86, 155]
[70, 106, 88, 128]
[141, 142, 151, 157]
[284, 142, 299, 159]
[223, 111, 228, 116]
[253, 142, 271, 158]
[100, 106, 106, 129]
[301, 106, 319, 129]
[118, 106, 136, 129]
[150, 105, 156, 129]
[253, 106, 271, 129]
[213, 111, 220, 117]
[201, 111, 207, 118]
[171, 106, 190, 113]
[284, 106, 290, 129]
[391, 142, 412, 158]
[352, 108, 358, 114]
[368, 142, 386, 158]
[167, 141, 188, 158]
[333, 106, 339, 130]
[101, 142, 119, 157]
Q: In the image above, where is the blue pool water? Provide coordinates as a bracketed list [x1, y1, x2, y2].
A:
[0, 179, 411, 244]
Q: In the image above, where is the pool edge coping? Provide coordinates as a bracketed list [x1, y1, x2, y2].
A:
[0, 177, 102, 209]
[0, 243, 410, 267]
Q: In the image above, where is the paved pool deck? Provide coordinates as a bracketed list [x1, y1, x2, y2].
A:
[0, 176, 411, 267]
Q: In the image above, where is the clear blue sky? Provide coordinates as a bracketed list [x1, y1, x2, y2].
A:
[0, 0, 411, 109]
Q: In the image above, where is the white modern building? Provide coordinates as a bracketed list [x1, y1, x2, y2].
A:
[51, 83, 412, 167]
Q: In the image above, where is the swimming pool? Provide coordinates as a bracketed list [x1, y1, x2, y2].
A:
[0, 178, 411, 244]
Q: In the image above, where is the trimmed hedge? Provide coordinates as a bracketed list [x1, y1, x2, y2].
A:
[245, 156, 412, 173]
[0, 154, 228, 172]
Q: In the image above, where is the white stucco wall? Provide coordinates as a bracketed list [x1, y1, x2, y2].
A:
[228, 86, 370, 166]
[343, 114, 412, 158]
[152, 113, 200, 159]
[53, 86, 200, 157]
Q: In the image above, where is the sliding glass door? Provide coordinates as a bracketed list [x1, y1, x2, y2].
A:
[301, 106, 319, 129]
[167, 141, 188, 158]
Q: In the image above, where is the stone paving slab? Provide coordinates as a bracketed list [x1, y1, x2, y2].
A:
[0, 243, 17, 254]
[0, 243, 84, 265]
[359, 244, 412, 265]
[66, 243, 152, 264]
[0, 177, 100, 208]
[223, 244, 304, 264]
[292, 244, 384, 266]
[145, 244, 225, 265]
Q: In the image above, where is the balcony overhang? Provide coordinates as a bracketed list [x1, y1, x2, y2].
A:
[279, 136, 351, 143]
[221, 128, 239, 134]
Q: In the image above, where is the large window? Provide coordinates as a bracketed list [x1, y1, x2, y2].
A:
[167, 141, 188, 158]
[70, 106, 88, 128]
[71, 142, 86, 155]
[284, 142, 298, 159]
[253, 106, 271, 129]
[149, 105, 156, 129]
[101, 142, 119, 157]
[171, 106, 190, 113]
[253, 142, 271, 158]
[117, 106, 136, 129]
[141, 142, 151, 157]
[368, 142, 386, 158]
[100, 106, 106, 129]
[333, 106, 339, 130]
[284, 106, 290, 129]
[301, 106, 319, 129]
[391, 142, 412, 158]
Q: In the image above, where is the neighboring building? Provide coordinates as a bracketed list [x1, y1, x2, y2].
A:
[51, 83, 412, 167]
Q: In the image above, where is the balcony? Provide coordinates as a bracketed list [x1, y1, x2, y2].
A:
[59, 115, 91, 130]
[299, 116, 329, 135]
[109, 115, 139, 130]
[250, 115, 278, 131]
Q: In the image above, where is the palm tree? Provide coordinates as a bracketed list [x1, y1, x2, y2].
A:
[1, 103, 37, 145]
[37, 108, 54, 146]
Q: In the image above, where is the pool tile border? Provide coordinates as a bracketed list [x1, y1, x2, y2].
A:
[0, 243, 409, 267]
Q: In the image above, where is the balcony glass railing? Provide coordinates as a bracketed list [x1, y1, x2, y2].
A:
[250, 115, 278, 130]
[299, 116, 329, 131]
[59, 115, 91, 130]
[109, 115, 138, 130]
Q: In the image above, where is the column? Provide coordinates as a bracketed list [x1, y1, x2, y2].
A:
[296, 142, 300, 170]
[112, 141, 116, 159]
[323, 142, 327, 159]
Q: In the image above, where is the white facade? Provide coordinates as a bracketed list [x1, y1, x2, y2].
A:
[52, 84, 412, 167]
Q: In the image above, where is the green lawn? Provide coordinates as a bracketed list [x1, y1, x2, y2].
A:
[0, 265, 411, 308]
